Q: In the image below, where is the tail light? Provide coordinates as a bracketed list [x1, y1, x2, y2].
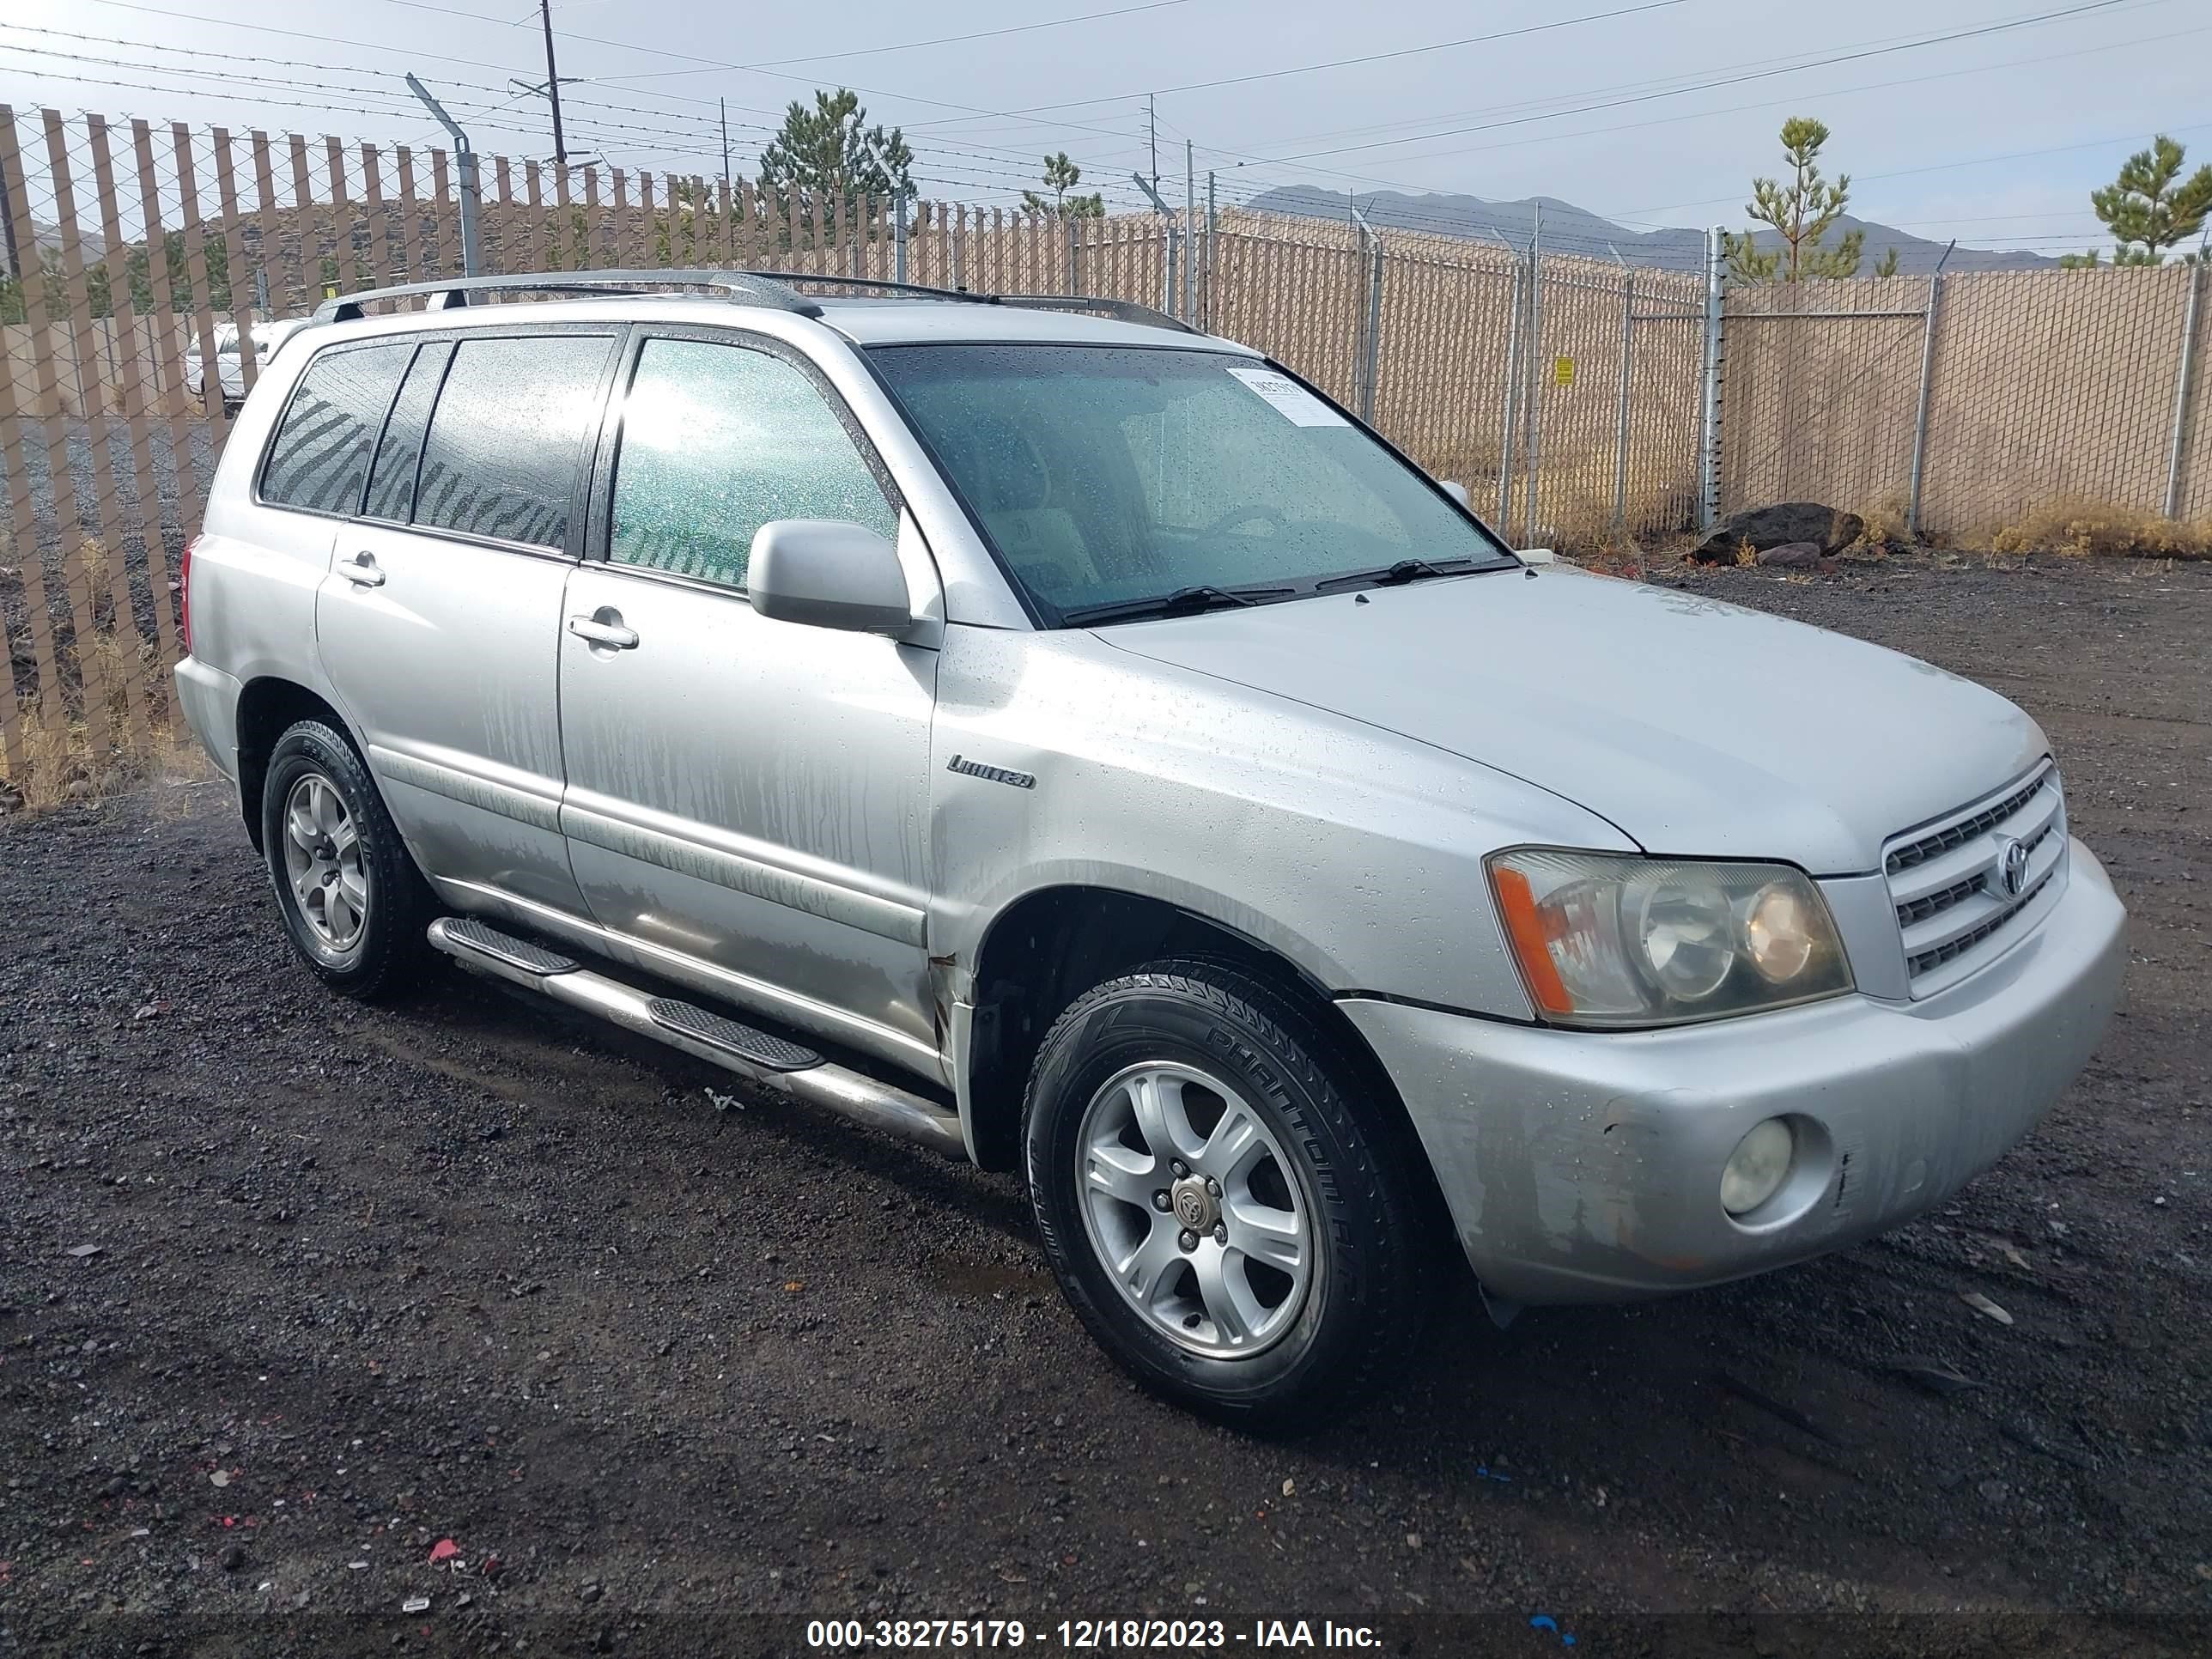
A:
[179, 535, 199, 657]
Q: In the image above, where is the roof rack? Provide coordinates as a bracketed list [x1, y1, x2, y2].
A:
[992, 294, 1200, 335]
[678, 271, 1200, 334]
[310, 267, 1204, 337]
[311, 268, 822, 324]
[740, 271, 978, 304]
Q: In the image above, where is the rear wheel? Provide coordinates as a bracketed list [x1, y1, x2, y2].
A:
[260, 720, 434, 999]
[1023, 959, 1429, 1430]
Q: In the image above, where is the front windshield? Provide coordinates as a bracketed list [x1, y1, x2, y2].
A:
[869, 343, 1515, 623]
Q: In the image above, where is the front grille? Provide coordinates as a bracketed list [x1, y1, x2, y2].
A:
[1883, 763, 2065, 993]
[1887, 772, 2049, 874]
[1907, 867, 2056, 977]
[1896, 872, 1982, 927]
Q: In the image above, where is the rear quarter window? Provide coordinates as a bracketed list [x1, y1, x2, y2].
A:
[258, 343, 414, 516]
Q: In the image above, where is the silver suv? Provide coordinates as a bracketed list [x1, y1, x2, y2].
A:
[176, 270, 2127, 1427]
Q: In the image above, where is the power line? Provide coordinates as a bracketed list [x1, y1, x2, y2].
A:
[1146, 0, 2172, 157]
[1254, 0, 2140, 165]
[335, 0, 1171, 142]
[70, 0, 1152, 177]
[588, 0, 1198, 79]
[1603, 119, 2212, 223]
[0, 25, 1149, 196]
[902, 0, 1692, 128]
[1176, 6, 2200, 206]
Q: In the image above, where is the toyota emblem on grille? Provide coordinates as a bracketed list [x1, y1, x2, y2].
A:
[1996, 836, 2030, 897]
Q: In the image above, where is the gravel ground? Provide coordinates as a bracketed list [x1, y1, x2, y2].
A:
[1, 553, 2207, 1658]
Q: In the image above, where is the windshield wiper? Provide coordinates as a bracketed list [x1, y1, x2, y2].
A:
[1314, 556, 1483, 592]
[1060, 584, 1294, 627]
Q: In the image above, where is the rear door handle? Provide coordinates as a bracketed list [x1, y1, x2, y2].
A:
[568, 611, 640, 650]
[339, 551, 385, 586]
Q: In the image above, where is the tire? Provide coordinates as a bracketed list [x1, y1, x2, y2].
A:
[259, 719, 434, 999]
[1023, 958, 1429, 1430]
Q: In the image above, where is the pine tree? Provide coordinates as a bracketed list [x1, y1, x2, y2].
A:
[758, 89, 913, 210]
[1022, 152, 1103, 218]
[2063, 136, 2212, 267]
[1724, 117, 1864, 284]
[1874, 246, 1899, 278]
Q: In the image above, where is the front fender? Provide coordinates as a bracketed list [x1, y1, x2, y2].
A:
[926, 625, 1633, 1018]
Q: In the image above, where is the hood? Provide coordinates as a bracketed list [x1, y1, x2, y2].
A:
[1098, 568, 2045, 875]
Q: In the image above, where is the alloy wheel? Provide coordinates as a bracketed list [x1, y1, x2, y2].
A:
[281, 771, 368, 951]
[1074, 1060, 1315, 1359]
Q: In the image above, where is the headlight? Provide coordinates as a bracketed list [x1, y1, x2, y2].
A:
[1487, 850, 1852, 1028]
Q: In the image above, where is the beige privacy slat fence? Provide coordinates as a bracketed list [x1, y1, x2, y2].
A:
[2, 103, 2209, 798]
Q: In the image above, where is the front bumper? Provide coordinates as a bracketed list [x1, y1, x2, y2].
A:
[1340, 837, 2127, 1304]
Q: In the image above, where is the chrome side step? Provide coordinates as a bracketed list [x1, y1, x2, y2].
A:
[427, 917, 965, 1158]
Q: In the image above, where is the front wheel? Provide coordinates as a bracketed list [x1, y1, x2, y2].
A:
[1023, 960, 1430, 1430]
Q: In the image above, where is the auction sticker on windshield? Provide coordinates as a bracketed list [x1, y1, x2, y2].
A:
[1224, 364, 1348, 426]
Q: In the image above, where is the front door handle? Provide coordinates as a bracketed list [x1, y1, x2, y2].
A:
[568, 611, 640, 650]
[339, 551, 385, 586]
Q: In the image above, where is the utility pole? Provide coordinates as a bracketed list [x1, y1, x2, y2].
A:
[720, 98, 730, 184]
[539, 0, 567, 164]
[1147, 94, 1158, 193]
[406, 74, 481, 276]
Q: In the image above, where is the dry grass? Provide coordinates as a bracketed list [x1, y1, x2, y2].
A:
[1, 699, 211, 814]
[1853, 490, 1911, 549]
[1988, 499, 2211, 558]
[2, 539, 208, 815]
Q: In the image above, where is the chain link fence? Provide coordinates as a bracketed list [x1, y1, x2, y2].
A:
[3, 102, 2209, 798]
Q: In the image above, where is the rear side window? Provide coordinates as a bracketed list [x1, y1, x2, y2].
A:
[362, 342, 453, 524]
[258, 343, 412, 516]
[412, 334, 614, 550]
[608, 337, 895, 589]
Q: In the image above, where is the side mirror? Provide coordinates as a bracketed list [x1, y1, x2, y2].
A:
[1437, 479, 1470, 508]
[748, 520, 915, 635]
[1517, 547, 1556, 565]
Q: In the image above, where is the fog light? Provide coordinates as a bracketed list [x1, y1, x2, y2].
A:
[1720, 1117, 1796, 1215]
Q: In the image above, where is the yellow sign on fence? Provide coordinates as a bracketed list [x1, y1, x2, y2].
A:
[1553, 356, 1576, 387]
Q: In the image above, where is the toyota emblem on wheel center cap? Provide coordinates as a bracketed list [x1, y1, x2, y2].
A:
[1171, 1176, 1218, 1233]
[1996, 836, 2030, 898]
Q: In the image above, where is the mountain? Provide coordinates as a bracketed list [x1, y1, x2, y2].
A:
[1242, 185, 2057, 275]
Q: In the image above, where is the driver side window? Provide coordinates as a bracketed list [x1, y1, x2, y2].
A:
[609, 337, 896, 590]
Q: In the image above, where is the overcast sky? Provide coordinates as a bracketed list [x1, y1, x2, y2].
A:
[3, 0, 2206, 257]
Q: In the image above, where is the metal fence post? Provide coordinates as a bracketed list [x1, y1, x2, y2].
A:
[892, 187, 908, 285]
[1349, 203, 1382, 423]
[1523, 201, 1543, 548]
[1205, 170, 1217, 331]
[1614, 258, 1634, 531]
[2165, 232, 2208, 519]
[1497, 252, 1524, 526]
[1698, 225, 1724, 532]
[456, 150, 483, 276]
[1132, 171, 1176, 317]
[407, 76, 480, 276]
[1906, 270, 1946, 538]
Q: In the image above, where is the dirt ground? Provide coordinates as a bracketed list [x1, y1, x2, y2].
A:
[2, 553, 2207, 1658]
